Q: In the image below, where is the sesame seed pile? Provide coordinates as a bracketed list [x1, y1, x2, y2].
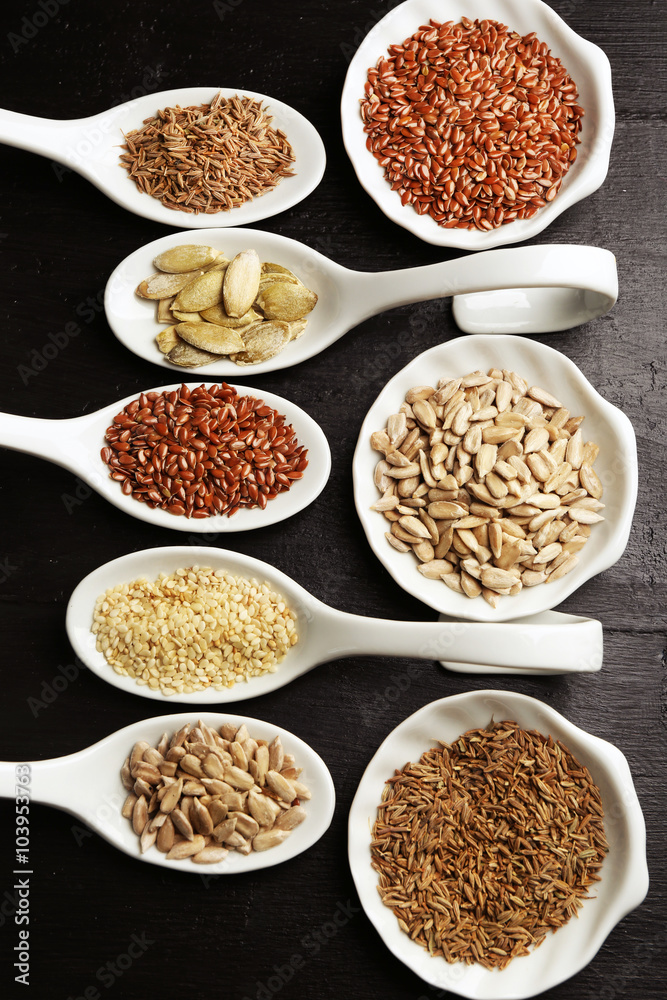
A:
[93, 566, 298, 695]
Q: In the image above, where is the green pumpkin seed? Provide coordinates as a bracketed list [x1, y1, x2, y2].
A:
[223, 249, 261, 317]
[155, 325, 180, 354]
[156, 296, 175, 323]
[261, 262, 299, 278]
[173, 268, 226, 312]
[172, 309, 204, 322]
[286, 319, 308, 341]
[168, 341, 221, 368]
[256, 282, 318, 321]
[137, 270, 204, 300]
[229, 320, 292, 365]
[200, 305, 261, 328]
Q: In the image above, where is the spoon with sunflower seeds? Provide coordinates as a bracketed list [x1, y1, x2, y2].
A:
[0, 87, 325, 226]
[106, 229, 618, 375]
[0, 713, 335, 874]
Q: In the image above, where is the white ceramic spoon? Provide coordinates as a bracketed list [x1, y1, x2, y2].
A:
[0, 87, 325, 227]
[0, 383, 330, 533]
[106, 228, 618, 376]
[65, 546, 602, 704]
[353, 334, 638, 624]
[0, 712, 335, 874]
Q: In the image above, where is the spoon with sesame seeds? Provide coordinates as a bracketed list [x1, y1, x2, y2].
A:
[0, 87, 325, 226]
[65, 546, 603, 707]
[0, 711, 335, 874]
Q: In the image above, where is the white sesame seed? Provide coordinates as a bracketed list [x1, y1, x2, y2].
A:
[93, 566, 298, 696]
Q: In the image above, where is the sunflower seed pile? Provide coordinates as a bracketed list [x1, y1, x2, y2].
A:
[371, 368, 604, 605]
[121, 720, 309, 864]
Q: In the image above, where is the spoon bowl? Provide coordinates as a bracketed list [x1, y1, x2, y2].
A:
[106, 228, 618, 375]
[0, 382, 331, 533]
[0, 712, 335, 874]
[66, 546, 603, 703]
[0, 87, 325, 226]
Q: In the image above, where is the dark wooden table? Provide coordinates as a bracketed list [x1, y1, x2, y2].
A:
[0, 2, 664, 997]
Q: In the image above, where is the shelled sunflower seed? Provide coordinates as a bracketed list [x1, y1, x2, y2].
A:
[370, 369, 604, 606]
[136, 244, 318, 367]
[121, 721, 309, 864]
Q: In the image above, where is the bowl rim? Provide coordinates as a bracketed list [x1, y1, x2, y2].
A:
[352, 334, 638, 623]
[340, 0, 615, 249]
[348, 689, 649, 998]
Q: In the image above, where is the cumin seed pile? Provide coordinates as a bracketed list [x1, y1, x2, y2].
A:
[119, 93, 295, 213]
[371, 722, 608, 970]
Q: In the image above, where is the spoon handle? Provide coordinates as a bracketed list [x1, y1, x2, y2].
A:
[345, 245, 617, 334]
[317, 611, 601, 673]
[0, 411, 89, 472]
[0, 107, 83, 166]
[0, 754, 94, 814]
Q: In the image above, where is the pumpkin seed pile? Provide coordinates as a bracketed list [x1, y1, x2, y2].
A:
[137, 244, 318, 367]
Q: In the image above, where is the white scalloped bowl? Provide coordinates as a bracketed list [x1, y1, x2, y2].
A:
[353, 335, 637, 623]
[349, 690, 648, 999]
[341, 0, 614, 249]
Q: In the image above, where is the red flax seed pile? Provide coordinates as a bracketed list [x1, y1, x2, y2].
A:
[360, 17, 584, 230]
[119, 93, 295, 214]
[101, 383, 308, 518]
[371, 722, 608, 969]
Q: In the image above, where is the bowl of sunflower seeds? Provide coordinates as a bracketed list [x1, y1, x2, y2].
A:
[353, 334, 637, 623]
[341, 0, 614, 249]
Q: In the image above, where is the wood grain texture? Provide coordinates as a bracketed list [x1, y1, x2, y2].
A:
[0, 1, 664, 998]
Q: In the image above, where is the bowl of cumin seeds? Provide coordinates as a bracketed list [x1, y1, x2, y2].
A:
[349, 690, 648, 998]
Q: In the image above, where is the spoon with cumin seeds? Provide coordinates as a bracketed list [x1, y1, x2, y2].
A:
[0, 87, 325, 226]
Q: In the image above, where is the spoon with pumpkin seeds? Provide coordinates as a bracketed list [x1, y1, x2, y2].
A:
[64, 547, 602, 710]
[105, 229, 619, 376]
